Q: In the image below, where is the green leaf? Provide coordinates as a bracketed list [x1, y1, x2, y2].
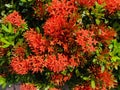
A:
[0, 76, 6, 89]
[1, 24, 10, 33]
[1, 44, 10, 48]
[5, 4, 13, 8]
[20, 0, 27, 2]
[111, 56, 120, 62]
[0, 34, 3, 38]
[75, 69, 80, 77]
[101, 65, 105, 73]
[83, 77, 90, 80]
[0, 38, 11, 45]
[61, 70, 67, 75]
[8, 22, 13, 33]
[91, 80, 95, 89]
[95, 19, 100, 25]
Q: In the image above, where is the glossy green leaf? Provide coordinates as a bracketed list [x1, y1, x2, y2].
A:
[0, 76, 6, 89]
[96, 19, 100, 25]
[8, 22, 13, 33]
[91, 80, 95, 89]
[1, 24, 10, 33]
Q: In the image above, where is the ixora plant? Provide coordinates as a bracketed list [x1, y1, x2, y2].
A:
[0, 0, 120, 90]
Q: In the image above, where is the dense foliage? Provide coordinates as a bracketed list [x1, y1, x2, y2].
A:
[0, 0, 120, 90]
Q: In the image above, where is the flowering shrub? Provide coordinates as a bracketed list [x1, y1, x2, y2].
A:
[0, 0, 120, 90]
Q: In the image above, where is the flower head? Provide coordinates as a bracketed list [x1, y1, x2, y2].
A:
[27, 55, 45, 73]
[76, 29, 97, 52]
[20, 83, 37, 90]
[47, 0, 77, 17]
[45, 54, 69, 73]
[4, 11, 25, 27]
[24, 29, 47, 55]
[10, 57, 29, 75]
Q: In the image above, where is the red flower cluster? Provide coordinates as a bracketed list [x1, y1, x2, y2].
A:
[45, 54, 69, 73]
[97, 70, 116, 88]
[91, 25, 116, 43]
[76, 29, 97, 52]
[11, 54, 78, 74]
[4, 11, 25, 27]
[10, 57, 29, 75]
[73, 84, 92, 90]
[77, 0, 120, 13]
[99, 27, 116, 41]
[105, 0, 120, 13]
[77, 0, 96, 7]
[47, 0, 77, 17]
[27, 56, 44, 73]
[43, 16, 67, 37]
[12, 46, 25, 58]
[20, 83, 37, 90]
[24, 29, 47, 55]
[51, 73, 72, 86]
[11, 55, 45, 74]
[69, 57, 79, 67]
[7, 0, 118, 89]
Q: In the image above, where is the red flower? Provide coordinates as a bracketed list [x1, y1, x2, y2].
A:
[93, 25, 117, 42]
[47, 0, 77, 17]
[20, 83, 37, 90]
[91, 25, 116, 43]
[97, 70, 117, 88]
[73, 85, 93, 90]
[69, 57, 79, 67]
[105, 0, 120, 13]
[4, 11, 25, 27]
[24, 29, 47, 55]
[77, 0, 96, 7]
[97, 0, 120, 13]
[27, 55, 44, 73]
[43, 16, 67, 37]
[10, 57, 29, 75]
[51, 73, 72, 86]
[45, 54, 69, 73]
[97, 0, 105, 4]
[76, 29, 97, 52]
[12, 46, 25, 58]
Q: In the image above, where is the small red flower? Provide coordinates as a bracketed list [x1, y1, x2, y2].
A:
[76, 29, 97, 52]
[77, 0, 96, 7]
[45, 54, 69, 73]
[69, 57, 79, 67]
[10, 57, 29, 75]
[51, 73, 72, 86]
[97, 70, 117, 88]
[43, 16, 66, 37]
[24, 29, 47, 55]
[20, 83, 37, 90]
[73, 84, 93, 90]
[47, 0, 77, 17]
[12, 46, 25, 58]
[4, 11, 25, 27]
[97, 0, 120, 13]
[95, 25, 116, 42]
[27, 55, 44, 73]
[105, 0, 120, 13]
